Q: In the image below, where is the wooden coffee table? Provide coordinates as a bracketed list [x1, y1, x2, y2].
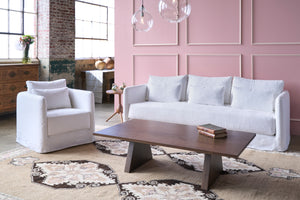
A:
[94, 119, 255, 190]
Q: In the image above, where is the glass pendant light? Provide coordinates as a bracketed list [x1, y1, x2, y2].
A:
[158, 0, 191, 23]
[132, 0, 153, 32]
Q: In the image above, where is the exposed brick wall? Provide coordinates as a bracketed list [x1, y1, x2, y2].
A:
[38, 0, 75, 87]
[49, 0, 75, 59]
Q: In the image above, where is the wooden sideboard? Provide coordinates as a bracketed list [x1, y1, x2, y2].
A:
[0, 63, 39, 114]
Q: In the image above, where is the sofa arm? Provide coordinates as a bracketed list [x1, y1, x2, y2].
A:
[16, 91, 48, 152]
[123, 84, 147, 121]
[274, 90, 290, 151]
[69, 88, 95, 132]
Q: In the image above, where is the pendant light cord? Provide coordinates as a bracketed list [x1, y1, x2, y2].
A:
[141, 0, 144, 17]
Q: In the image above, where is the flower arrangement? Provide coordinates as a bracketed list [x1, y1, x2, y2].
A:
[112, 83, 126, 91]
[19, 35, 35, 64]
[19, 35, 35, 46]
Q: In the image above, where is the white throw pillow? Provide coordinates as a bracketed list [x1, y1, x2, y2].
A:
[231, 77, 284, 112]
[31, 87, 72, 110]
[187, 75, 232, 104]
[147, 75, 187, 102]
[148, 83, 181, 102]
[27, 79, 66, 93]
[188, 86, 225, 106]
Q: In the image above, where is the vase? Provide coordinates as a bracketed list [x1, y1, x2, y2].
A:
[22, 45, 31, 64]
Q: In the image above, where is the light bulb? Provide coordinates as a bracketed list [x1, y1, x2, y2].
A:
[159, 0, 191, 23]
[132, 2, 153, 32]
[141, 17, 144, 24]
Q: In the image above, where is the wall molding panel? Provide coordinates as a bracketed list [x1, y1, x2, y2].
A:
[251, 0, 300, 45]
[132, 54, 179, 85]
[186, 54, 242, 77]
[251, 54, 300, 79]
[186, 0, 241, 45]
[251, 54, 300, 121]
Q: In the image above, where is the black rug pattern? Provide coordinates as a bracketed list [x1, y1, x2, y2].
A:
[267, 167, 300, 179]
[31, 160, 118, 188]
[119, 179, 219, 200]
[94, 140, 166, 156]
[168, 152, 264, 174]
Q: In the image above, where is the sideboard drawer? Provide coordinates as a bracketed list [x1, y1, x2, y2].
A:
[0, 67, 38, 82]
[0, 94, 17, 112]
[18, 67, 39, 81]
[0, 63, 39, 114]
[0, 82, 27, 95]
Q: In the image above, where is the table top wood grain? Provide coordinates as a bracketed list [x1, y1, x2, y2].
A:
[94, 119, 256, 158]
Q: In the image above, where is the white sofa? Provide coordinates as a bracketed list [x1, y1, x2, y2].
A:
[123, 75, 290, 151]
[17, 79, 95, 153]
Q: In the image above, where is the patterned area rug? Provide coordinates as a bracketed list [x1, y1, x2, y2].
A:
[0, 146, 31, 162]
[267, 167, 300, 179]
[168, 152, 263, 174]
[119, 179, 218, 200]
[10, 156, 39, 166]
[94, 140, 166, 156]
[31, 160, 118, 188]
[0, 192, 23, 200]
[94, 140, 263, 174]
[1, 143, 300, 200]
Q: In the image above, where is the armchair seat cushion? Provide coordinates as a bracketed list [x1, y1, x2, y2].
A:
[47, 108, 90, 136]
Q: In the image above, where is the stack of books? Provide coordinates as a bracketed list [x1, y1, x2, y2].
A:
[197, 123, 227, 139]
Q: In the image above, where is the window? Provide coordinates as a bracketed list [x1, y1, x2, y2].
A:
[0, 0, 37, 60]
[75, 0, 114, 59]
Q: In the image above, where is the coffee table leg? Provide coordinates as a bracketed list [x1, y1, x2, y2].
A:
[202, 154, 223, 190]
[125, 142, 152, 173]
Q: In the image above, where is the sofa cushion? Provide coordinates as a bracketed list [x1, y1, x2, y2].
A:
[231, 77, 284, 112]
[148, 83, 181, 102]
[47, 108, 90, 136]
[27, 79, 66, 93]
[32, 87, 71, 110]
[147, 75, 188, 102]
[188, 85, 225, 106]
[187, 75, 232, 104]
[128, 102, 275, 136]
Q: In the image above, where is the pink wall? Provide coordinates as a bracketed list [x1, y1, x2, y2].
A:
[115, 0, 300, 135]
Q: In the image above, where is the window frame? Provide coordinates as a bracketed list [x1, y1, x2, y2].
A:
[75, 0, 109, 41]
[0, 0, 37, 60]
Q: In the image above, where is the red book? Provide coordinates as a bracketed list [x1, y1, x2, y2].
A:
[198, 129, 227, 139]
[197, 123, 226, 134]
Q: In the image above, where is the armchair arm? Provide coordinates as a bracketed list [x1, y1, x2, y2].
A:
[68, 88, 95, 132]
[16, 91, 47, 152]
[69, 88, 94, 111]
[274, 90, 290, 151]
[123, 84, 147, 121]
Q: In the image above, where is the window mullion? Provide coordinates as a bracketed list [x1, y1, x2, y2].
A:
[106, 5, 108, 40]
[8, 0, 10, 58]
[22, 0, 24, 35]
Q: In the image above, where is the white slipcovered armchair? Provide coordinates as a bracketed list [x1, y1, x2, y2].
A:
[16, 79, 95, 153]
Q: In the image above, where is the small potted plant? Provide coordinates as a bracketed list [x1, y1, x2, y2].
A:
[112, 82, 126, 91]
